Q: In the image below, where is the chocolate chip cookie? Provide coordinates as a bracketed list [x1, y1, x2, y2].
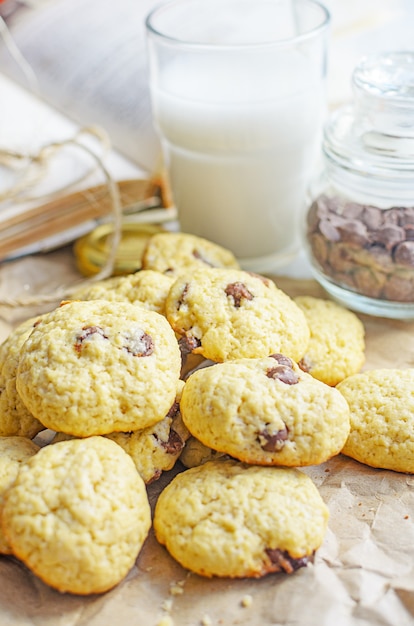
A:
[180, 355, 350, 466]
[295, 295, 365, 386]
[0, 436, 40, 554]
[2, 436, 151, 594]
[154, 459, 329, 578]
[16, 300, 181, 436]
[142, 231, 240, 276]
[337, 368, 414, 472]
[72, 269, 175, 316]
[165, 268, 310, 362]
[0, 316, 45, 438]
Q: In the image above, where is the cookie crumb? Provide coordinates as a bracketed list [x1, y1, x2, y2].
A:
[170, 580, 185, 595]
[404, 515, 409, 519]
[161, 598, 173, 612]
[200, 615, 212, 626]
[241, 594, 253, 608]
[156, 616, 174, 626]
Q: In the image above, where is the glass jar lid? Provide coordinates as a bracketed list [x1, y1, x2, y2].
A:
[323, 51, 414, 183]
[353, 50, 414, 128]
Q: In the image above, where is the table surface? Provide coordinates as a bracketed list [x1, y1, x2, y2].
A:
[0, 257, 414, 625]
[1, 3, 414, 624]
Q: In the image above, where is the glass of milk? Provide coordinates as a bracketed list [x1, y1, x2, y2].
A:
[145, 0, 330, 273]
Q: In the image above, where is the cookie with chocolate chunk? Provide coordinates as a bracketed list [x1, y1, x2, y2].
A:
[337, 369, 414, 472]
[141, 231, 240, 276]
[153, 459, 329, 578]
[294, 295, 365, 386]
[180, 355, 350, 466]
[16, 300, 181, 437]
[165, 268, 310, 363]
[106, 388, 189, 483]
[53, 381, 190, 484]
[72, 270, 175, 316]
[0, 316, 45, 439]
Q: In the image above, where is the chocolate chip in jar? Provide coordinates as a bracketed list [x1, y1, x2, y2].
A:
[394, 241, 414, 267]
[307, 196, 414, 307]
[305, 51, 414, 318]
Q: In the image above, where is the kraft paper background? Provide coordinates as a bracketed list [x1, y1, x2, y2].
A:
[0, 248, 413, 626]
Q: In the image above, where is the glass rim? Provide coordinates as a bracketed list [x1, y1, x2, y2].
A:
[145, 0, 330, 50]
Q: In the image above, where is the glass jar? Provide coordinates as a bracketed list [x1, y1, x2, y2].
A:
[305, 51, 414, 319]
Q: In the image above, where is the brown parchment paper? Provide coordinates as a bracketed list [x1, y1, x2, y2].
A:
[1, 249, 414, 626]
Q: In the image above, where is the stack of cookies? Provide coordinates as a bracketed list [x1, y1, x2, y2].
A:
[0, 229, 406, 593]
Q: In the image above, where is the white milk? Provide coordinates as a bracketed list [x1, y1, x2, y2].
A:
[151, 49, 325, 270]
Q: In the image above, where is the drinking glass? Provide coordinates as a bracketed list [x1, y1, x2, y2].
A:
[146, 0, 330, 272]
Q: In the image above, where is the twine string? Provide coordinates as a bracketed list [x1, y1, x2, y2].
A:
[0, 14, 124, 308]
[0, 130, 123, 308]
[0, 125, 111, 203]
[0, 13, 38, 93]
